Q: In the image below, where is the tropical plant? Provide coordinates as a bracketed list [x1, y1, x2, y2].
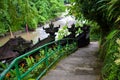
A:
[69, 0, 120, 80]
[0, 62, 9, 73]
[70, 0, 120, 42]
[24, 56, 35, 68]
[101, 34, 120, 80]
[0, 0, 65, 35]
[114, 38, 120, 65]
[0, 41, 77, 79]
[55, 24, 70, 40]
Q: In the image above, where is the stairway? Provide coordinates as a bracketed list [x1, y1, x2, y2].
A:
[42, 42, 102, 80]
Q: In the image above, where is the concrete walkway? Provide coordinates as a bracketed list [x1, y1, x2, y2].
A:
[42, 42, 102, 80]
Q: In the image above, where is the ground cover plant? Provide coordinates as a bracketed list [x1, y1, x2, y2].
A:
[0, 41, 77, 80]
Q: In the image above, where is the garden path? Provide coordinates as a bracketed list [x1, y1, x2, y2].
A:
[42, 42, 102, 80]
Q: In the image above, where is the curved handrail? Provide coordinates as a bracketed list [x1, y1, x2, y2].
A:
[0, 38, 77, 80]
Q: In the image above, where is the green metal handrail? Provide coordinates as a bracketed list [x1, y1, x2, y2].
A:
[0, 38, 77, 80]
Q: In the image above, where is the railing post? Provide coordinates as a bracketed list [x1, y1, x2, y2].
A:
[15, 61, 21, 80]
[45, 46, 48, 67]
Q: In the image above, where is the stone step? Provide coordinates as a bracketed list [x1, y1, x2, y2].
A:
[42, 75, 100, 80]
[42, 42, 102, 80]
[72, 67, 100, 75]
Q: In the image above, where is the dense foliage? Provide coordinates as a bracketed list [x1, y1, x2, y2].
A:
[70, 0, 120, 80]
[55, 24, 70, 40]
[70, 0, 120, 40]
[0, 42, 77, 79]
[0, 0, 65, 35]
[101, 30, 120, 80]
